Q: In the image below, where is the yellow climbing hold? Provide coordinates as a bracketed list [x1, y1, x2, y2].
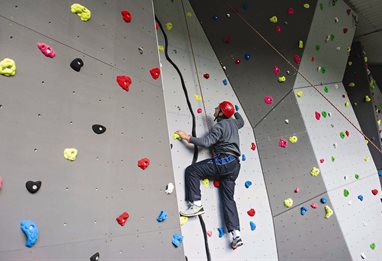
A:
[194, 95, 202, 101]
[303, 3, 310, 8]
[324, 206, 333, 219]
[165, 22, 173, 31]
[70, 3, 91, 22]
[278, 76, 286, 83]
[348, 61, 353, 66]
[180, 216, 189, 226]
[296, 91, 303, 97]
[64, 148, 78, 161]
[284, 198, 293, 208]
[364, 56, 368, 63]
[364, 156, 369, 162]
[0, 58, 16, 77]
[158, 45, 165, 53]
[365, 96, 371, 102]
[289, 136, 298, 143]
[269, 16, 278, 23]
[173, 133, 181, 140]
[299, 40, 304, 49]
[310, 167, 320, 177]
[202, 179, 209, 187]
[348, 82, 356, 87]
[377, 119, 381, 126]
[347, 47, 351, 53]
[186, 12, 192, 17]
[345, 101, 350, 107]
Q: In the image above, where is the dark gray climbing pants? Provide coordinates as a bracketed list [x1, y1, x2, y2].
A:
[185, 155, 240, 232]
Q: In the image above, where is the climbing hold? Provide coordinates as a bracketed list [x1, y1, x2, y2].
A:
[158, 45, 165, 52]
[358, 195, 364, 201]
[0, 176, 2, 190]
[345, 101, 350, 107]
[242, 2, 249, 10]
[137, 158, 150, 170]
[294, 187, 300, 193]
[247, 208, 256, 217]
[294, 54, 301, 64]
[0, 58, 16, 77]
[172, 233, 183, 248]
[320, 197, 327, 204]
[186, 12, 192, 17]
[348, 61, 353, 66]
[371, 189, 379, 196]
[70, 3, 91, 21]
[320, 67, 326, 74]
[296, 91, 303, 97]
[321, 111, 327, 118]
[20, 220, 39, 248]
[213, 180, 220, 188]
[70, 58, 84, 72]
[303, 4, 310, 9]
[235, 105, 239, 111]
[370, 243, 376, 250]
[179, 216, 188, 226]
[37, 43, 56, 58]
[244, 53, 251, 60]
[355, 174, 360, 180]
[222, 79, 228, 86]
[64, 148, 78, 161]
[343, 28, 348, 34]
[223, 35, 232, 43]
[300, 207, 308, 216]
[121, 10, 132, 23]
[348, 82, 356, 87]
[212, 15, 219, 22]
[165, 22, 173, 31]
[299, 40, 304, 49]
[250, 221, 256, 231]
[340, 132, 345, 139]
[289, 136, 298, 143]
[364, 156, 369, 162]
[90, 252, 100, 261]
[311, 203, 318, 209]
[251, 142, 256, 151]
[273, 66, 280, 75]
[234, 59, 241, 64]
[345, 130, 349, 137]
[320, 159, 324, 163]
[157, 210, 168, 222]
[344, 189, 349, 197]
[347, 47, 351, 53]
[207, 230, 213, 237]
[334, 17, 339, 23]
[310, 167, 320, 177]
[279, 138, 288, 148]
[165, 183, 174, 194]
[278, 76, 286, 83]
[378, 170, 382, 177]
[320, 3, 324, 10]
[116, 75, 132, 92]
[269, 16, 278, 23]
[218, 227, 225, 238]
[194, 95, 202, 101]
[284, 198, 293, 208]
[242, 154, 246, 161]
[360, 253, 366, 259]
[315, 112, 321, 120]
[275, 26, 281, 33]
[331, 156, 335, 162]
[202, 179, 209, 188]
[25, 181, 42, 194]
[203, 73, 210, 79]
[197, 108, 202, 113]
[245, 181, 252, 188]
[173, 133, 181, 140]
[365, 96, 371, 102]
[116, 211, 129, 226]
[264, 96, 273, 104]
[333, 143, 337, 149]
[150, 68, 160, 80]
[92, 124, 106, 135]
[324, 206, 333, 219]
[287, 8, 295, 15]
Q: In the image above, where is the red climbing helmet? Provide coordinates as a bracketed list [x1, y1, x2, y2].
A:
[219, 101, 235, 118]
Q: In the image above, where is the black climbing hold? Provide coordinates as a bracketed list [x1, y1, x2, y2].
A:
[90, 252, 100, 261]
[70, 58, 84, 72]
[92, 124, 106, 134]
[25, 181, 42, 194]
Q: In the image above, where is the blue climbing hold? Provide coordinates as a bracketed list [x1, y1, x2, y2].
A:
[378, 170, 382, 177]
[320, 197, 327, 204]
[250, 221, 256, 231]
[235, 105, 239, 111]
[212, 15, 219, 22]
[242, 2, 249, 10]
[222, 79, 228, 86]
[20, 220, 39, 247]
[244, 53, 251, 61]
[172, 233, 183, 248]
[241, 154, 246, 161]
[358, 195, 364, 201]
[218, 227, 224, 238]
[157, 210, 168, 222]
[300, 207, 308, 216]
[245, 181, 252, 188]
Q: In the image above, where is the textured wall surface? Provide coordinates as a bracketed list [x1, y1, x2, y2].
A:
[154, 0, 278, 260]
[0, 1, 184, 260]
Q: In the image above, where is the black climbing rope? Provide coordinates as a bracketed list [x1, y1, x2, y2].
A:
[155, 15, 212, 261]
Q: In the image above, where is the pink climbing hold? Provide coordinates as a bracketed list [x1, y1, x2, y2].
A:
[150, 67, 160, 80]
[251, 142, 257, 151]
[294, 54, 301, 65]
[247, 208, 256, 217]
[320, 159, 325, 163]
[121, 10, 132, 23]
[197, 108, 202, 113]
[371, 189, 379, 196]
[155, 22, 159, 30]
[138, 158, 150, 170]
[264, 96, 273, 104]
[207, 231, 213, 237]
[275, 26, 281, 33]
[287, 8, 295, 15]
[279, 138, 288, 148]
[294, 187, 300, 193]
[311, 203, 318, 209]
[315, 112, 321, 120]
[37, 42, 56, 58]
[213, 181, 220, 188]
[116, 75, 132, 92]
[273, 66, 280, 75]
[203, 73, 210, 79]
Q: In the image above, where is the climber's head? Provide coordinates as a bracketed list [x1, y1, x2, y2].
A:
[214, 101, 235, 120]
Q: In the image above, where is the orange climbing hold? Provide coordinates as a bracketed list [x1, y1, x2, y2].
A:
[150, 67, 160, 80]
[116, 75, 132, 92]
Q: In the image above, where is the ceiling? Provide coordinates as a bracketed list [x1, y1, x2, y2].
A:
[345, 0, 382, 64]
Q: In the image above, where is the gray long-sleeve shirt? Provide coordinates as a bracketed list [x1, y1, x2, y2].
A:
[189, 112, 244, 157]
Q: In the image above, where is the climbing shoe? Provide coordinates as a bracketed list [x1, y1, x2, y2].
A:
[231, 236, 243, 250]
[179, 204, 205, 217]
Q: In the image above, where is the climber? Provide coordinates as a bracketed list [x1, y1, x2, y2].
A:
[176, 101, 244, 250]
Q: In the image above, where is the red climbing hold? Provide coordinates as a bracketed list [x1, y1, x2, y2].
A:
[213, 181, 220, 188]
[273, 66, 280, 75]
[223, 35, 232, 43]
[150, 67, 160, 80]
[235, 59, 241, 64]
[116, 211, 129, 226]
[203, 73, 210, 79]
[264, 96, 273, 104]
[343, 28, 348, 34]
[121, 10, 132, 23]
[371, 189, 379, 196]
[138, 158, 150, 170]
[287, 8, 295, 15]
[247, 208, 256, 217]
[116, 75, 132, 92]
[197, 108, 202, 113]
[251, 142, 257, 151]
[315, 112, 321, 120]
[320, 159, 325, 163]
[275, 26, 281, 33]
[279, 138, 288, 148]
[345, 130, 350, 137]
[294, 54, 301, 65]
[311, 56, 315, 62]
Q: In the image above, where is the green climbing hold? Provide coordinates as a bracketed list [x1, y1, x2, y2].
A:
[324, 86, 329, 93]
[355, 174, 360, 180]
[322, 111, 327, 118]
[320, 3, 324, 10]
[331, 156, 335, 162]
[340, 132, 345, 139]
[330, 34, 335, 41]
[315, 45, 321, 51]
[344, 189, 349, 197]
[321, 67, 326, 74]
[370, 243, 375, 250]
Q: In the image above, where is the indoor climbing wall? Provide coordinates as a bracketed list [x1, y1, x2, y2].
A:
[0, 0, 184, 260]
[154, 0, 278, 260]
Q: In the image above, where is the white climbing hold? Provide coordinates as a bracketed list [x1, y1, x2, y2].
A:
[165, 183, 174, 194]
